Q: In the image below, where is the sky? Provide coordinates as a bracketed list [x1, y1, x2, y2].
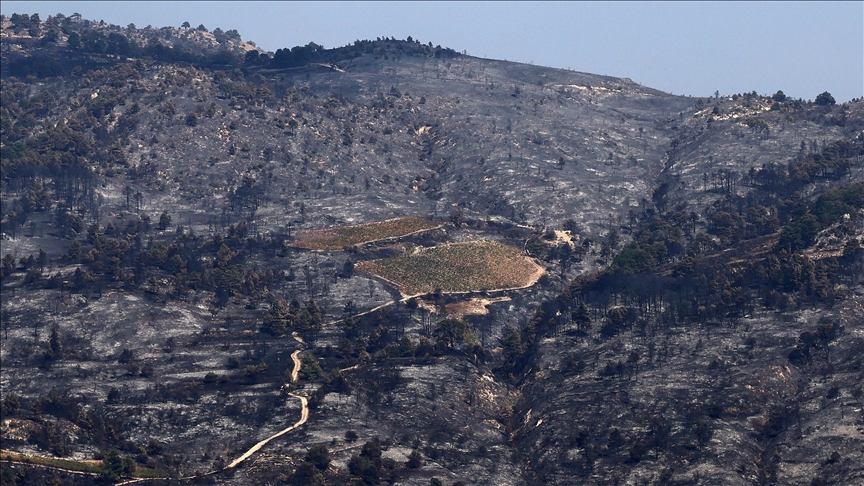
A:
[3, 1, 862, 102]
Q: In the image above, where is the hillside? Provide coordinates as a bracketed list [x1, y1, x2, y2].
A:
[1, 13, 863, 486]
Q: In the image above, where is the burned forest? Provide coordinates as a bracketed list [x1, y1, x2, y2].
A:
[2, 12, 864, 486]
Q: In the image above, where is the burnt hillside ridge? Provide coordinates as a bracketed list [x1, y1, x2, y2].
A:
[2, 12, 864, 486]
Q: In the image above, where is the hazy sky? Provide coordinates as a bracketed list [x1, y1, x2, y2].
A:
[3, 1, 862, 102]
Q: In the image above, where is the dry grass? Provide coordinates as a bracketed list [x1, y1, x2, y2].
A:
[290, 217, 440, 251]
[357, 241, 543, 295]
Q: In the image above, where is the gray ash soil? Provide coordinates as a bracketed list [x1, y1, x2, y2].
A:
[2, 16, 864, 486]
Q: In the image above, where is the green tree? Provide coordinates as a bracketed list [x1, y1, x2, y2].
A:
[778, 213, 820, 252]
[709, 211, 744, 245]
[501, 324, 522, 366]
[348, 439, 383, 483]
[434, 318, 470, 348]
[450, 209, 465, 227]
[215, 244, 235, 267]
[342, 259, 355, 277]
[297, 299, 323, 342]
[612, 245, 655, 273]
[38, 248, 48, 271]
[158, 211, 171, 230]
[342, 316, 361, 341]
[118, 348, 134, 364]
[67, 31, 81, 49]
[49, 325, 63, 359]
[557, 241, 574, 273]
[815, 91, 836, 106]
[1, 254, 15, 278]
[571, 302, 592, 332]
[289, 462, 324, 486]
[300, 354, 323, 381]
[6, 211, 18, 239]
[1, 393, 21, 417]
[146, 276, 160, 296]
[102, 449, 135, 478]
[407, 449, 422, 468]
[264, 298, 293, 335]
[305, 444, 330, 470]
[245, 50, 260, 64]
[397, 335, 414, 356]
[600, 306, 630, 338]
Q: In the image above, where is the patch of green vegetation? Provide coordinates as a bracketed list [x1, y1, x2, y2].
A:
[132, 465, 170, 478]
[291, 217, 440, 251]
[612, 245, 658, 274]
[779, 182, 864, 252]
[358, 241, 540, 295]
[0, 451, 102, 474]
[810, 182, 864, 227]
[0, 450, 168, 479]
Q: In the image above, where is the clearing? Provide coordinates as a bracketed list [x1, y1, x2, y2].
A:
[290, 217, 441, 251]
[357, 241, 544, 296]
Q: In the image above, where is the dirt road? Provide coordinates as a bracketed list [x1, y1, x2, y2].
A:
[223, 333, 308, 470]
[120, 334, 310, 483]
[6, 333, 311, 484]
[224, 393, 309, 469]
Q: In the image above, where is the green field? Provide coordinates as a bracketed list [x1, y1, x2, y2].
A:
[357, 241, 542, 295]
[0, 450, 168, 478]
[290, 217, 440, 251]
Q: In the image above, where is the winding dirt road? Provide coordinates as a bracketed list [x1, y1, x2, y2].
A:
[224, 333, 308, 470]
[11, 334, 311, 486]
[224, 393, 308, 469]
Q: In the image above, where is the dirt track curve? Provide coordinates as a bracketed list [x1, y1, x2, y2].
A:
[8, 334, 310, 486]
[224, 333, 308, 469]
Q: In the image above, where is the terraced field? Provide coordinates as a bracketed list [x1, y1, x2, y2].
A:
[356, 241, 543, 295]
[290, 217, 440, 251]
